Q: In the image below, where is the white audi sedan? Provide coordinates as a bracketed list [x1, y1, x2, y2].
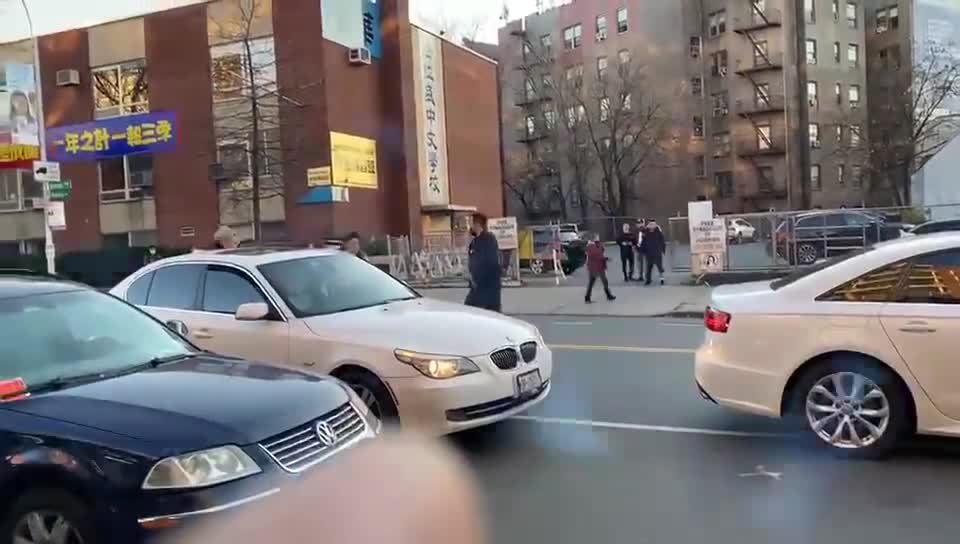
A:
[696, 232, 960, 458]
[110, 247, 552, 434]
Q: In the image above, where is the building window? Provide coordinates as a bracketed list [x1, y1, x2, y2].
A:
[811, 164, 822, 191]
[597, 56, 609, 78]
[599, 97, 611, 121]
[753, 40, 769, 66]
[708, 10, 727, 37]
[890, 6, 899, 29]
[92, 60, 149, 119]
[715, 172, 734, 198]
[525, 115, 536, 137]
[848, 43, 859, 65]
[876, 8, 889, 32]
[850, 124, 862, 146]
[834, 42, 841, 63]
[836, 124, 844, 142]
[852, 165, 863, 187]
[888, 45, 902, 70]
[563, 24, 582, 49]
[695, 155, 705, 178]
[617, 7, 628, 33]
[522, 43, 533, 61]
[837, 165, 846, 185]
[0, 169, 42, 212]
[544, 109, 557, 130]
[596, 16, 608, 41]
[542, 73, 554, 91]
[758, 166, 775, 192]
[849, 84, 861, 107]
[809, 123, 821, 148]
[565, 64, 584, 86]
[712, 92, 729, 117]
[211, 53, 244, 101]
[846, 2, 858, 28]
[804, 0, 816, 23]
[807, 81, 819, 108]
[622, 92, 633, 111]
[540, 34, 552, 55]
[806, 39, 818, 64]
[690, 36, 702, 58]
[755, 83, 771, 107]
[566, 107, 577, 128]
[692, 77, 703, 96]
[835, 82, 843, 104]
[711, 50, 729, 77]
[693, 116, 704, 139]
[99, 153, 154, 201]
[757, 122, 772, 150]
[524, 79, 536, 101]
[712, 132, 732, 157]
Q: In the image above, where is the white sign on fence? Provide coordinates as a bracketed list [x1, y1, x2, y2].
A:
[45, 201, 66, 230]
[693, 252, 725, 274]
[488, 217, 519, 250]
[691, 218, 727, 254]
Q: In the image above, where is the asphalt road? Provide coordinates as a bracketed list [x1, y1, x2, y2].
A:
[451, 316, 960, 544]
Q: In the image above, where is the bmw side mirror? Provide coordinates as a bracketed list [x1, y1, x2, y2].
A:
[166, 320, 189, 337]
[235, 302, 270, 321]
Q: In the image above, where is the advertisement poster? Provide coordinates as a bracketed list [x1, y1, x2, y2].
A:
[0, 63, 40, 169]
[47, 111, 177, 163]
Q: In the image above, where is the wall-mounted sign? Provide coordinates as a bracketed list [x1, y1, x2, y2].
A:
[321, 0, 382, 58]
[0, 63, 41, 169]
[307, 166, 332, 187]
[47, 111, 177, 162]
[330, 132, 378, 188]
[412, 27, 451, 208]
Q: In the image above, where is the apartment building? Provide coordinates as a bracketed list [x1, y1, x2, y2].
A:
[494, 0, 874, 219]
[0, 0, 503, 256]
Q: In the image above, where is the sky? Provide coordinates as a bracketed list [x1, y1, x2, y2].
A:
[0, 0, 542, 45]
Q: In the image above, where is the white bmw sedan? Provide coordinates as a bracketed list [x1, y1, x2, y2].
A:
[110, 247, 552, 434]
[696, 232, 960, 458]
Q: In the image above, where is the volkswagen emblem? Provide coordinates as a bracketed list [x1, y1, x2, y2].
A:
[315, 421, 339, 448]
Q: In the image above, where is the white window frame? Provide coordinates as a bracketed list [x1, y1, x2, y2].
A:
[599, 97, 611, 122]
[563, 24, 582, 49]
[808, 81, 819, 108]
[809, 123, 821, 148]
[91, 59, 149, 119]
[850, 124, 863, 146]
[849, 85, 861, 107]
[848, 43, 860, 65]
[617, 7, 628, 33]
[708, 10, 726, 37]
[846, 2, 858, 28]
[806, 39, 818, 64]
[98, 154, 154, 202]
[596, 16, 608, 41]
[0, 169, 42, 213]
[837, 165, 846, 185]
[811, 164, 822, 190]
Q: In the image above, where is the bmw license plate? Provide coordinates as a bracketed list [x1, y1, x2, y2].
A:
[516, 369, 542, 397]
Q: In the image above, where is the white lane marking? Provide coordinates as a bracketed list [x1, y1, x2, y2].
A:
[659, 322, 703, 328]
[512, 415, 786, 438]
[549, 344, 695, 354]
[738, 465, 783, 480]
[553, 321, 594, 326]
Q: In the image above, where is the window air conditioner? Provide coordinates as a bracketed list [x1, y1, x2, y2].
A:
[56, 69, 80, 87]
[348, 48, 372, 65]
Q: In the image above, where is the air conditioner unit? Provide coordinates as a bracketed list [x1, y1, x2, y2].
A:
[55, 69, 79, 87]
[718, 67, 728, 77]
[348, 47, 372, 65]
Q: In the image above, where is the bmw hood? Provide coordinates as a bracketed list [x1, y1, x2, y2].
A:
[303, 298, 539, 356]
[4, 355, 351, 453]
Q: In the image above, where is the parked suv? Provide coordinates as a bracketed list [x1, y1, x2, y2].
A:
[0, 273, 378, 543]
[774, 211, 903, 265]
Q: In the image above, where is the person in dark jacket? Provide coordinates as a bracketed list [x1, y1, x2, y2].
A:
[640, 220, 666, 286]
[616, 223, 636, 281]
[343, 231, 368, 261]
[464, 213, 502, 312]
[584, 236, 616, 303]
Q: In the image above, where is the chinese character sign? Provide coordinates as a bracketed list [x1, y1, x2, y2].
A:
[412, 27, 450, 207]
[47, 111, 176, 163]
[0, 63, 41, 169]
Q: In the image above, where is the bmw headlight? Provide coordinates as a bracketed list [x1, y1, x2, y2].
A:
[394, 349, 480, 379]
[142, 446, 261, 490]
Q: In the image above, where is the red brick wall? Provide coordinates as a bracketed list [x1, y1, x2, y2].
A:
[40, 30, 100, 252]
[145, 4, 218, 248]
[443, 43, 504, 218]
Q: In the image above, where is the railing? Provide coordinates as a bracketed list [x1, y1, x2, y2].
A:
[735, 94, 786, 115]
[733, 7, 783, 32]
[735, 53, 784, 74]
[736, 136, 787, 156]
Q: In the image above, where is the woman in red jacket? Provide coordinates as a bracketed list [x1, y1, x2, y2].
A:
[584, 236, 616, 303]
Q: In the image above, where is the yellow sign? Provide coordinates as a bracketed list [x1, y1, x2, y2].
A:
[307, 166, 332, 187]
[330, 132, 378, 189]
[0, 144, 40, 164]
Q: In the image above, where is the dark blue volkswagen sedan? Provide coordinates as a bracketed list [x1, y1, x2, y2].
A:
[0, 274, 380, 544]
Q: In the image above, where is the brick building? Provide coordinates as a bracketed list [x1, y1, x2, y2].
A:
[0, 0, 502, 256]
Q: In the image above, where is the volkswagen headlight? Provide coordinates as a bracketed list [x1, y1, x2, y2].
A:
[142, 446, 261, 490]
[394, 349, 479, 379]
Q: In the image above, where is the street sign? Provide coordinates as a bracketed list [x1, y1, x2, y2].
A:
[47, 180, 72, 202]
[307, 166, 332, 187]
[488, 217, 519, 250]
[690, 218, 727, 254]
[45, 201, 66, 230]
[32, 161, 61, 182]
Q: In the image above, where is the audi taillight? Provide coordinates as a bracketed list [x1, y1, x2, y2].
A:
[704, 307, 731, 333]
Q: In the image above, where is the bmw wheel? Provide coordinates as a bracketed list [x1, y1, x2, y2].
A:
[335, 368, 399, 425]
[792, 358, 911, 459]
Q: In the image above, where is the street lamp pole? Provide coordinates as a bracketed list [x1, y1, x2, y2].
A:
[20, 0, 55, 274]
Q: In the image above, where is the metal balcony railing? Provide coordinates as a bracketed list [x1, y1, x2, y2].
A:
[735, 94, 786, 116]
[733, 7, 783, 32]
[737, 136, 787, 157]
[735, 53, 784, 75]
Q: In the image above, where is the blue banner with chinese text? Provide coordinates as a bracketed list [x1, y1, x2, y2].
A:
[47, 111, 177, 162]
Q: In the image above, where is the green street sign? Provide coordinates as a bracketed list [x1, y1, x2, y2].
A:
[47, 180, 72, 202]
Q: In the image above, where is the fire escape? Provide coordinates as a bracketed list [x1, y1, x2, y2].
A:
[733, 1, 787, 202]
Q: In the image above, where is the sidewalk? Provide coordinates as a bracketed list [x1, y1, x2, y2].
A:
[418, 283, 709, 318]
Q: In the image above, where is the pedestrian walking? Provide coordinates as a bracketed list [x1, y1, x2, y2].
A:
[634, 218, 647, 283]
[641, 220, 666, 285]
[464, 213, 502, 312]
[584, 235, 616, 303]
[343, 231, 368, 261]
[213, 225, 240, 249]
[616, 223, 636, 281]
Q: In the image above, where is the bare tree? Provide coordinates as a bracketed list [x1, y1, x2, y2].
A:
[414, 5, 486, 44]
[208, 0, 320, 241]
[837, 45, 960, 205]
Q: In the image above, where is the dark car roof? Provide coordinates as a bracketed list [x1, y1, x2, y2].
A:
[0, 274, 85, 300]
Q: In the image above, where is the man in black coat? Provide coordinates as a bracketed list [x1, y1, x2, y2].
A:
[464, 213, 502, 312]
[616, 223, 636, 281]
[641, 220, 667, 286]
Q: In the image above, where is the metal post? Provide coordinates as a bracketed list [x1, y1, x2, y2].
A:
[21, 0, 55, 275]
